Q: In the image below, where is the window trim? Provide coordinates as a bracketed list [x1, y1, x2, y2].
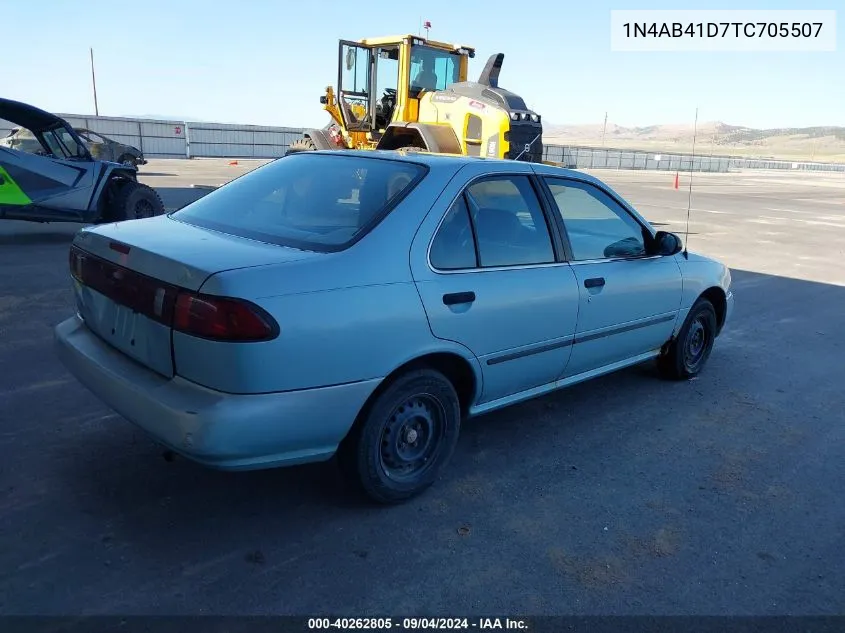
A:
[538, 175, 659, 265]
[426, 172, 568, 274]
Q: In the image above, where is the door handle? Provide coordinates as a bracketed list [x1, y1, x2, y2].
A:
[584, 277, 605, 288]
[443, 291, 476, 306]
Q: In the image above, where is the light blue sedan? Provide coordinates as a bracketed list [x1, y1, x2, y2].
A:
[54, 150, 734, 504]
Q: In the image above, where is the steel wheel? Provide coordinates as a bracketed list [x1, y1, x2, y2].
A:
[338, 368, 462, 504]
[379, 394, 447, 482]
[657, 297, 718, 380]
[683, 315, 711, 372]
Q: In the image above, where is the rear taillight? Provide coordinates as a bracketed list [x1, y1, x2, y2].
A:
[173, 291, 278, 342]
[70, 245, 278, 343]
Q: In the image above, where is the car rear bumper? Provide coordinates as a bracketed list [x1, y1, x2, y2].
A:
[54, 315, 380, 470]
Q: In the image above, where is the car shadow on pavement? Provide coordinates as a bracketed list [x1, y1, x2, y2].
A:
[29, 267, 845, 582]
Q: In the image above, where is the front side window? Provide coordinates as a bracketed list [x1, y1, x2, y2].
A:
[41, 130, 70, 158]
[172, 154, 426, 252]
[545, 178, 648, 261]
[410, 45, 460, 94]
[55, 129, 86, 158]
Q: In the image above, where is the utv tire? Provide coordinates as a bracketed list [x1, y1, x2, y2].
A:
[657, 297, 718, 380]
[338, 369, 461, 504]
[285, 137, 318, 155]
[110, 180, 165, 221]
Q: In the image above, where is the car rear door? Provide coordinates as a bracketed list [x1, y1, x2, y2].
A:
[539, 175, 683, 378]
[411, 162, 580, 406]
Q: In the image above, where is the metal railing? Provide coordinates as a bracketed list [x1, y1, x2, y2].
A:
[2, 114, 844, 173]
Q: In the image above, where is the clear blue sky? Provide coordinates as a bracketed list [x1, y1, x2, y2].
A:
[4, 0, 842, 129]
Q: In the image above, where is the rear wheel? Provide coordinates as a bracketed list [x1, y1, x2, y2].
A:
[107, 180, 165, 222]
[285, 137, 318, 155]
[338, 369, 461, 504]
[657, 298, 717, 380]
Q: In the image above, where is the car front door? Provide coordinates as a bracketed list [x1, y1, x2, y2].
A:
[540, 176, 683, 378]
[411, 163, 580, 406]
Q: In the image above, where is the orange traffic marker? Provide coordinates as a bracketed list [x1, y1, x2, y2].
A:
[673, 172, 679, 189]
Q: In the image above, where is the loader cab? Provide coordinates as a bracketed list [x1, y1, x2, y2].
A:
[336, 35, 472, 136]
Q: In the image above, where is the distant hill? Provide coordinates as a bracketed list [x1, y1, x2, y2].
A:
[542, 121, 845, 162]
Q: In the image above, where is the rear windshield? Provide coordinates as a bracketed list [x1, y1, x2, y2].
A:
[171, 153, 427, 252]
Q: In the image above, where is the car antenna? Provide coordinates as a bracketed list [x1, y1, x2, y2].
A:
[683, 106, 699, 260]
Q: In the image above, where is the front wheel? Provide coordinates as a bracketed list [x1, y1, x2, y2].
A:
[657, 298, 718, 380]
[338, 369, 461, 504]
[107, 180, 165, 222]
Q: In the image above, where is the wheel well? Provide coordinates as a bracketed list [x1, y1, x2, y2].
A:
[701, 286, 727, 333]
[346, 353, 478, 443]
[377, 128, 427, 151]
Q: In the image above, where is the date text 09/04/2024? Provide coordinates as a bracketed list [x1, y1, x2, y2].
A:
[307, 618, 529, 630]
[622, 22, 824, 38]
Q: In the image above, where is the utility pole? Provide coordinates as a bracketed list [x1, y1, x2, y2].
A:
[90, 47, 99, 116]
[601, 111, 608, 146]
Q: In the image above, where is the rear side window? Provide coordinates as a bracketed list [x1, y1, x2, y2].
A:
[171, 153, 427, 252]
[466, 176, 555, 267]
[430, 196, 477, 270]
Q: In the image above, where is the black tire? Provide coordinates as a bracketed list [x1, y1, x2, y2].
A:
[657, 298, 718, 380]
[109, 180, 165, 221]
[285, 137, 318, 155]
[338, 369, 462, 504]
[118, 154, 138, 169]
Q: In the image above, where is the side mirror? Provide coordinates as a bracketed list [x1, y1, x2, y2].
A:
[653, 230, 683, 256]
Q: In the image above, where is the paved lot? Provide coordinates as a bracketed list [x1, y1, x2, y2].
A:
[1, 160, 844, 615]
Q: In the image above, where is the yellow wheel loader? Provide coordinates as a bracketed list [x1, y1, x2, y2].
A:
[287, 34, 543, 162]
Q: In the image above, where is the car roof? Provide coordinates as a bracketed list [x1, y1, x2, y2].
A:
[291, 148, 584, 177]
[0, 98, 65, 133]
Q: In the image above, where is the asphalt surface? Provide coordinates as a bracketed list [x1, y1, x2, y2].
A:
[1, 161, 844, 616]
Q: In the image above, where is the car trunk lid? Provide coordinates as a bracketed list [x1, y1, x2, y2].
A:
[69, 216, 316, 377]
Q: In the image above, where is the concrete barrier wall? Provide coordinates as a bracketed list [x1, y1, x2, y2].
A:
[2, 113, 844, 172]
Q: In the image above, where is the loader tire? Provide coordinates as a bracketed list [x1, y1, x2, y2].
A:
[109, 180, 165, 222]
[285, 137, 318, 155]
